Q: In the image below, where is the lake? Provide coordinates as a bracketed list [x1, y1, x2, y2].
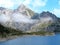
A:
[0, 34, 60, 45]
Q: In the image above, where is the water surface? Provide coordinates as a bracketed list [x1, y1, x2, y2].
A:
[0, 34, 60, 45]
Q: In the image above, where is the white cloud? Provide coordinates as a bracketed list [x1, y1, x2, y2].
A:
[52, 8, 60, 17]
[0, 14, 10, 23]
[23, 0, 47, 12]
[23, 0, 32, 5]
[0, 0, 31, 9]
[0, 0, 47, 12]
[23, 0, 47, 7]
[0, 0, 14, 9]
[32, 0, 47, 7]
[0, 0, 24, 9]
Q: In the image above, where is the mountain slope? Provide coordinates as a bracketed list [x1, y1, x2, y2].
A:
[0, 7, 13, 15]
[31, 11, 59, 32]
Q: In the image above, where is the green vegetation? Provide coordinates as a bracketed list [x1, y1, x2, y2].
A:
[0, 24, 23, 38]
[31, 21, 53, 32]
[24, 31, 54, 35]
[0, 23, 54, 38]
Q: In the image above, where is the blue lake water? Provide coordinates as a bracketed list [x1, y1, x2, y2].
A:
[0, 34, 60, 45]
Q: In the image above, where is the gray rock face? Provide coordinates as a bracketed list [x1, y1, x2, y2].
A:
[32, 11, 58, 21]
[14, 4, 35, 18]
[40, 11, 58, 22]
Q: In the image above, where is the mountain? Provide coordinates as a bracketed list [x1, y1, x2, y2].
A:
[14, 4, 35, 18]
[32, 11, 58, 21]
[0, 4, 35, 18]
[0, 7, 13, 15]
[0, 5, 36, 32]
[40, 11, 58, 21]
[31, 11, 60, 32]
[0, 4, 60, 33]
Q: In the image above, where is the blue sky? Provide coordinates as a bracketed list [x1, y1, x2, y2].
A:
[0, 0, 60, 17]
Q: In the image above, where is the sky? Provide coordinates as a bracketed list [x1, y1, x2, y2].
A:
[0, 0, 60, 17]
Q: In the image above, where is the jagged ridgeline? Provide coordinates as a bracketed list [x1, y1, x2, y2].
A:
[0, 4, 60, 34]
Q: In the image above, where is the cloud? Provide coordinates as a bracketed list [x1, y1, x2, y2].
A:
[0, 12, 36, 30]
[0, 12, 34, 24]
[23, 0, 47, 7]
[23, 0, 47, 12]
[0, 0, 47, 12]
[0, 14, 10, 23]
[0, 0, 14, 9]
[23, 0, 32, 5]
[11, 13, 34, 23]
[32, 0, 47, 7]
[52, 8, 60, 17]
[0, 0, 24, 9]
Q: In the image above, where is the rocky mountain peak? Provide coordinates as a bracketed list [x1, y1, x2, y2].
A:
[40, 11, 57, 18]
[32, 11, 58, 21]
[0, 4, 35, 18]
[17, 4, 26, 13]
[15, 4, 35, 18]
[40, 11, 58, 21]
